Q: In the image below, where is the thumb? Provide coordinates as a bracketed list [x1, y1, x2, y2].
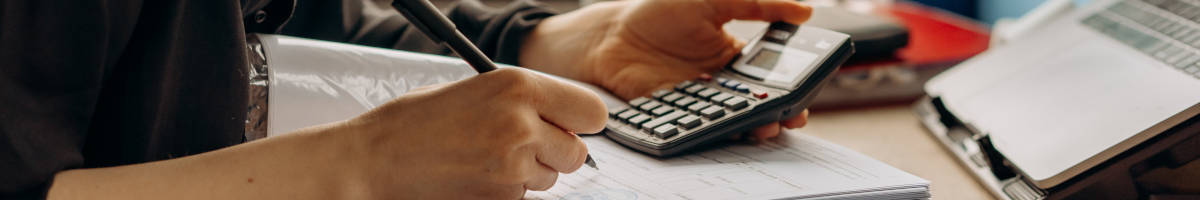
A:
[705, 0, 813, 25]
[603, 62, 705, 100]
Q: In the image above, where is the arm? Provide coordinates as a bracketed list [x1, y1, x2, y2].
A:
[48, 68, 607, 199]
[48, 124, 363, 200]
[280, 0, 555, 65]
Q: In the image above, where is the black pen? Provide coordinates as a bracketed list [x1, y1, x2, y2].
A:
[391, 0, 598, 170]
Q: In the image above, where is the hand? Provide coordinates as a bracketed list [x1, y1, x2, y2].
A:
[521, 0, 813, 140]
[345, 68, 608, 199]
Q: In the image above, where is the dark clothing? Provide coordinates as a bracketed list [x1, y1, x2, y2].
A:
[0, 0, 556, 198]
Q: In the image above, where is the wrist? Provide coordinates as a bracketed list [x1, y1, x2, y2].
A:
[210, 121, 375, 199]
[289, 121, 376, 199]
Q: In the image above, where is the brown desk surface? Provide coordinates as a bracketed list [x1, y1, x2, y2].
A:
[798, 104, 995, 200]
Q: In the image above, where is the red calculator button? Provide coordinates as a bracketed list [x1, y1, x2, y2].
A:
[754, 92, 768, 99]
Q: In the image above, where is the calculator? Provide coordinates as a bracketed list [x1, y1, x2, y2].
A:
[604, 22, 854, 157]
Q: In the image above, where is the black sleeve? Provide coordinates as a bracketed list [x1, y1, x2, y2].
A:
[0, 1, 139, 199]
[4, 0, 252, 198]
[279, 0, 557, 65]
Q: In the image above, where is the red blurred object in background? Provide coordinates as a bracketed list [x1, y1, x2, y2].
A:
[810, 1, 991, 110]
[892, 1, 991, 65]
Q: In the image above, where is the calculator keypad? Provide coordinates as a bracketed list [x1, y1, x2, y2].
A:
[628, 114, 651, 127]
[710, 93, 733, 103]
[676, 115, 702, 129]
[700, 106, 725, 119]
[674, 96, 697, 107]
[606, 77, 764, 141]
[723, 97, 749, 110]
[696, 88, 720, 98]
[638, 101, 662, 111]
[687, 101, 710, 113]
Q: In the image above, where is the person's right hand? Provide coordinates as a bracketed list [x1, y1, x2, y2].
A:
[342, 68, 608, 199]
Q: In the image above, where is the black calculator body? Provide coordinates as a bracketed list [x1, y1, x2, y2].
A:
[604, 23, 854, 157]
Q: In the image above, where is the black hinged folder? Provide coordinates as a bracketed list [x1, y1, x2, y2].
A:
[912, 1, 1200, 199]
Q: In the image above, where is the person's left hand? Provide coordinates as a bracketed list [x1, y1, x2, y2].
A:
[520, 0, 814, 140]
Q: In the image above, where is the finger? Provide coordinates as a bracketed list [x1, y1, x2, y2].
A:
[533, 121, 590, 173]
[408, 82, 451, 94]
[751, 122, 781, 141]
[782, 109, 809, 129]
[604, 63, 709, 100]
[483, 68, 610, 133]
[731, 37, 748, 51]
[529, 72, 610, 134]
[706, 0, 813, 24]
[524, 163, 559, 191]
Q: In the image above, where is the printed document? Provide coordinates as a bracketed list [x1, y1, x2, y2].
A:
[525, 131, 929, 200]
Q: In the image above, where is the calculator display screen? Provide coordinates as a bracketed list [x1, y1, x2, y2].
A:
[734, 45, 820, 87]
[746, 49, 781, 71]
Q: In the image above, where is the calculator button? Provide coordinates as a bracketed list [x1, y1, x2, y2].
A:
[661, 92, 685, 103]
[687, 101, 711, 113]
[651, 89, 671, 99]
[653, 124, 679, 139]
[710, 93, 734, 103]
[722, 80, 741, 88]
[684, 84, 705, 94]
[639, 119, 659, 130]
[734, 85, 750, 93]
[609, 108, 629, 118]
[628, 114, 651, 126]
[716, 77, 729, 85]
[696, 88, 720, 98]
[674, 81, 695, 90]
[643, 111, 685, 131]
[638, 101, 662, 111]
[629, 97, 651, 106]
[673, 96, 697, 107]
[650, 106, 674, 116]
[752, 90, 769, 99]
[676, 115, 702, 129]
[768, 29, 791, 40]
[700, 106, 726, 119]
[723, 97, 749, 110]
[617, 109, 640, 121]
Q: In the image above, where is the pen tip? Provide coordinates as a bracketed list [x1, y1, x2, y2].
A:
[585, 155, 598, 170]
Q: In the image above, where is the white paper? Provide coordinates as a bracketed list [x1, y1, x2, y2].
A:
[525, 132, 929, 200]
[261, 34, 634, 136]
[260, 34, 479, 136]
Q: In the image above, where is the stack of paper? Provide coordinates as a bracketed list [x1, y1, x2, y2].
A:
[526, 132, 929, 200]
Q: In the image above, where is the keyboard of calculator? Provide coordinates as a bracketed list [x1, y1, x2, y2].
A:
[600, 23, 853, 157]
[605, 75, 775, 150]
[1083, 0, 1200, 78]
